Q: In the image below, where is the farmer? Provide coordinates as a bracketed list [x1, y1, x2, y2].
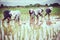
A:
[2, 10, 11, 26]
[29, 8, 43, 25]
[29, 9, 35, 24]
[9, 10, 21, 25]
[2, 10, 21, 26]
[34, 8, 43, 24]
[45, 7, 53, 20]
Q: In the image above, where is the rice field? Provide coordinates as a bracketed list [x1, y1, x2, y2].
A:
[0, 7, 60, 40]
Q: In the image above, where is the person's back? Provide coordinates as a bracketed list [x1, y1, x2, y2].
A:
[38, 9, 42, 13]
[9, 10, 21, 20]
[3, 10, 12, 22]
[34, 8, 43, 16]
[46, 8, 51, 14]
[4, 10, 10, 18]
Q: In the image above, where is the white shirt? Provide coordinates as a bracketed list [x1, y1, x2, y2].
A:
[34, 8, 42, 15]
[9, 10, 21, 19]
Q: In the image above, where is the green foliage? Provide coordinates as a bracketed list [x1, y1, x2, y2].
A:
[0, 7, 60, 19]
[51, 7, 60, 16]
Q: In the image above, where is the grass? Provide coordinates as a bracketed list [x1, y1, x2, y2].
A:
[52, 7, 60, 16]
[0, 7, 60, 19]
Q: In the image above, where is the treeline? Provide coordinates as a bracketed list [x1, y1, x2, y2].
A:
[0, 3, 60, 8]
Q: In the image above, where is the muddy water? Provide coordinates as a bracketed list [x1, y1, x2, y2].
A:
[0, 16, 60, 40]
